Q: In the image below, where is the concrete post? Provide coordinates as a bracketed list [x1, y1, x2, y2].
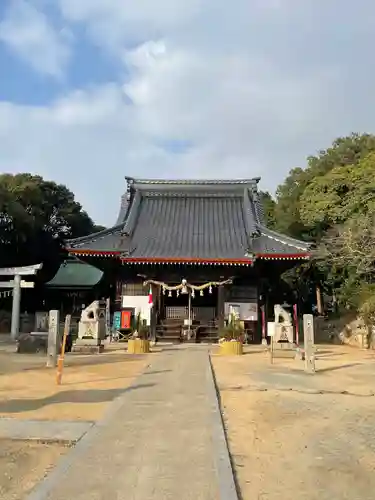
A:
[47, 310, 60, 367]
[303, 314, 315, 374]
[10, 274, 21, 341]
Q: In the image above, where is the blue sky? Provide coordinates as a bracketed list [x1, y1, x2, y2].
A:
[1, 0, 375, 226]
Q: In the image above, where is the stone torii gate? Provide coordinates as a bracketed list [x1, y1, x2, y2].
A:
[0, 264, 42, 340]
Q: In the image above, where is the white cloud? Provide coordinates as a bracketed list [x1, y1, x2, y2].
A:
[1, 0, 375, 225]
[0, 0, 71, 77]
[59, 0, 203, 53]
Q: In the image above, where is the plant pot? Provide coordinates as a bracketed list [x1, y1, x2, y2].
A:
[219, 340, 243, 356]
[127, 339, 150, 354]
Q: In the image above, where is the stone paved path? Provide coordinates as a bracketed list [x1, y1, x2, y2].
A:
[27, 346, 234, 500]
[0, 418, 93, 442]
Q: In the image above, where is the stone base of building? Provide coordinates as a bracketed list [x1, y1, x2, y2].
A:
[17, 332, 48, 354]
[71, 338, 104, 354]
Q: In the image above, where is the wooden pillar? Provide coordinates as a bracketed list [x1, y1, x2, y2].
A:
[258, 279, 268, 345]
[260, 304, 267, 345]
[115, 280, 122, 308]
[293, 303, 299, 346]
[150, 283, 157, 340]
[316, 285, 323, 315]
[217, 285, 225, 331]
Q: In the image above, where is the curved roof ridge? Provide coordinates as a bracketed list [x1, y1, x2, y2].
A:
[65, 222, 124, 245]
[258, 225, 311, 251]
[125, 176, 261, 186]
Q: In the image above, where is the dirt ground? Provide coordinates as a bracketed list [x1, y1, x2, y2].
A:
[0, 346, 150, 499]
[211, 345, 375, 500]
[0, 349, 150, 421]
[0, 439, 69, 500]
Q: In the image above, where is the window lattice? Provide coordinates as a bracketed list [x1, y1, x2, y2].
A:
[121, 283, 147, 296]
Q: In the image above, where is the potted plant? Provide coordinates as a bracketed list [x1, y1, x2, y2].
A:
[127, 313, 151, 354]
[218, 310, 244, 355]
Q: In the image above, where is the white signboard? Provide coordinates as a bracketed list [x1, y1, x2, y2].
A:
[267, 321, 275, 337]
[225, 302, 258, 321]
[122, 295, 151, 325]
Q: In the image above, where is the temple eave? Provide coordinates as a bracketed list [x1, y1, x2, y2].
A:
[66, 249, 310, 263]
[66, 249, 121, 257]
[121, 257, 253, 266]
[256, 253, 310, 260]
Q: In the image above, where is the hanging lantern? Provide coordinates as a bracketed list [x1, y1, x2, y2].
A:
[162, 286, 166, 295]
[209, 285, 212, 294]
[168, 290, 172, 297]
[176, 290, 179, 297]
[191, 290, 195, 298]
[181, 278, 188, 294]
[200, 290, 204, 296]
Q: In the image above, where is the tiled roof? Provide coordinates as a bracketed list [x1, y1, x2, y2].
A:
[66, 178, 310, 261]
[46, 260, 103, 288]
[126, 194, 251, 259]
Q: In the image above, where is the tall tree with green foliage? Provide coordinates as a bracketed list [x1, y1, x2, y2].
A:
[273, 133, 375, 240]
[299, 151, 375, 319]
[315, 214, 375, 324]
[260, 191, 276, 228]
[273, 133, 375, 313]
[300, 152, 375, 229]
[0, 173, 101, 272]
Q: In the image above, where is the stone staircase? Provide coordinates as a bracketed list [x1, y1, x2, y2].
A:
[156, 318, 219, 344]
[156, 318, 183, 343]
[195, 322, 219, 343]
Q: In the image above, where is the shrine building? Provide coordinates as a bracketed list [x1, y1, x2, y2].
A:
[65, 177, 310, 343]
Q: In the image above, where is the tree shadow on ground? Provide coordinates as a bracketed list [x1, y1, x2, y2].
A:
[61, 376, 137, 386]
[0, 352, 147, 376]
[317, 362, 362, 373]
[0, 383, 155, 414]
[315, 350, 345, 357]
[143, 370, 172, 375]
[243, 349, 267, 355]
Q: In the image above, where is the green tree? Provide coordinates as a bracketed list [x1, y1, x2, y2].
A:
[259, 191, 276, 228]
[274, 133, 375, 240]
[0, 173, 98, 269]
[273, 167, 311, 239]
[300, 152, 375, 229]
[314, 215, 375, 324]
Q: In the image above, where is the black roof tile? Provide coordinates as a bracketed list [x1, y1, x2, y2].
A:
[66, 178, 310, 260]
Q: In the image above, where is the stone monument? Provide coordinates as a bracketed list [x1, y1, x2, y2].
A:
[271, 304, 296, 358]
[46, 310, 60, 367]
[303, 314, 315, 373]
[72, 300, 106, 354]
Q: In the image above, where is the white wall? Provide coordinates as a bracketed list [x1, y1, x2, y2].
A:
[121, 296, 151, 325]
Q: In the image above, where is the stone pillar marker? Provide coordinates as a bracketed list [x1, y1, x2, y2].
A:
[303, 314, 315, 373]
[47, 310, 60, 367]
[10, 274, 21, 341]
